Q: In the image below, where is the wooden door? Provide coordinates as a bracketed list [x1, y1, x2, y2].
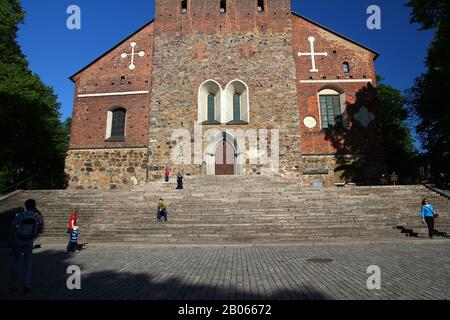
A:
[215, 140, 235, 175]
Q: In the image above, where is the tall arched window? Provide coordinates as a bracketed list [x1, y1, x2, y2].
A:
[198, 80, 221, 124]
[225, 80, 249, 124]
[318, 89, 347, 129]
[106, 107, 126, 140]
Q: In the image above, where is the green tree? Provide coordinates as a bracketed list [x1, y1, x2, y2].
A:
[377, 78, 415, 178]
[0, 0, 68, 191]
[406, 0, 450, 183]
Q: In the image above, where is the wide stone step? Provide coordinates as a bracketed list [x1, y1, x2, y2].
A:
[1, 178, 448, 243]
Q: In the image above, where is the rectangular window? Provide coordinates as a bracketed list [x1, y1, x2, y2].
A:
[207, 94, 215, 122]
[320, 95, 342, 129]
[220, 0, 226, 13]
[111, 109, 126, 137]
[233, 93, 241, 121]
[257, 0, 265, 12]
[120, 76, 125, 86]
[181, 0, 187, 14]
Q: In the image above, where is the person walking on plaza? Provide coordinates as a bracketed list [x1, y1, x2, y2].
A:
[176, 170, 184, 190]
[421, 198, 438, 239]
[156, 198, 168, 222]
[9, 199, 44, 293]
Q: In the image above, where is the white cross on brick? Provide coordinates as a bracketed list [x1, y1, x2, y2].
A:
[120, 42, 145, 70]
[298, 36, 328, 73]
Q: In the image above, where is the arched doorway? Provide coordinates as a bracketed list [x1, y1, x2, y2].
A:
[215, 139, 235, 175]
[204, 132, 243, 176]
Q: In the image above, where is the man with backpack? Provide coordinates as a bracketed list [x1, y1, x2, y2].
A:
[9, 199, 44, 293]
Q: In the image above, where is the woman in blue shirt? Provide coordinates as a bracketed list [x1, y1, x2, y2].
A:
[421, 199, 437, 238]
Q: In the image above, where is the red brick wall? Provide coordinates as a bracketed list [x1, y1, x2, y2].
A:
[69, 22, 154, 149]
[292, 15, 383, 156]
[155, 0, 292, 35]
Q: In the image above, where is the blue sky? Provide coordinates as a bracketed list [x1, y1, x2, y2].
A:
[18, 0, 433, 123]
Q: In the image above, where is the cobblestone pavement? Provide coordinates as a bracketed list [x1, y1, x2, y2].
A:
[1, 241, 449, 300]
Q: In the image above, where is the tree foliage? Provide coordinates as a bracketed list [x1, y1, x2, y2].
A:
[0, 0, 69, 191]
[377, 78, 415, 178]
[406, 0, 450, 182]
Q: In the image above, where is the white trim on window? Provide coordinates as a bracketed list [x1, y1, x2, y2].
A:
[198, 79, 222, 124]
[224, 79, 250, 124]
[106, 111, 113, 139]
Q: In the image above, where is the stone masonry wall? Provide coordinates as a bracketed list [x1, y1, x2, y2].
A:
[147, 0, 301, 181]
[65, 148, 148, 190]
[302, 154, 386, 187]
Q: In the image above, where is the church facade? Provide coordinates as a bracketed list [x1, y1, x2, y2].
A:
[65, 0, 384, 190]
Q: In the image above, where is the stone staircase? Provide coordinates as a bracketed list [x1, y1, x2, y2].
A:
[0, 176, 449, 244]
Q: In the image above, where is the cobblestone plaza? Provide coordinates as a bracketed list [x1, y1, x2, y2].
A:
[1, 240, 449, 300]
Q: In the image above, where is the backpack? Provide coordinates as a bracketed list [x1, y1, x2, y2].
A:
[16, 212, 39, 241]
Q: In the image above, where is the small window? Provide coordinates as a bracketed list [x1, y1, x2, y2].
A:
[111, 108, 126, 137]
[220, 0, 226, 13]
[181, 0, 187, 14]
[343, 62, 350, 73]
[257, 0, 265, 12]
[120, 76, 126, 86]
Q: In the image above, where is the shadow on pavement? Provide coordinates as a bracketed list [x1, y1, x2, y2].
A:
[0, 247, 329, 300]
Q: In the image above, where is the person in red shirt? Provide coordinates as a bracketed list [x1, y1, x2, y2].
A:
[164, 165, 170, 182]
[67, 208, 78, 234]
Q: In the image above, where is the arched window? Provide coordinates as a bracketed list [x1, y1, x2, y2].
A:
[343, 62, 350, 73]
[220, 0, 226, 13]
[198, 80, 221, 124]
[318, 89, 346, 129]
[225, 80, 249, 124]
